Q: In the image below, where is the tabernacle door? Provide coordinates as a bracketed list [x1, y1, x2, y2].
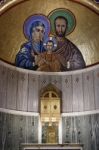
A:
[47, 126, 57, 143]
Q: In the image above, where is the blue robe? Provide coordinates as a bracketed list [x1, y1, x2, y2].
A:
[15, 41, 45, 70]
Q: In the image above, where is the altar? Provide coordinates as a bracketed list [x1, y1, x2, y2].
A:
[21, 144, 83, 150]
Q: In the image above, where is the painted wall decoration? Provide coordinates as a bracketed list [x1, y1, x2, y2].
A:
[15, 9, 86, 72]
[0, 0, 99, 71]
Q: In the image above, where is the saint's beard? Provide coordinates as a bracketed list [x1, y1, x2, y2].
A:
[55, 29, 66, 37]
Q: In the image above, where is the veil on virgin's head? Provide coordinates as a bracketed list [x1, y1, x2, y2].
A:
[29, 21, 45, 40]
[23, 14, 51, 41]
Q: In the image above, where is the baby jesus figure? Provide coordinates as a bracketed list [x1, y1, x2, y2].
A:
[37, 36, 61, 72]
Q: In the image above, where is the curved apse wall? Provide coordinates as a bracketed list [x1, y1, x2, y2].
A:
[0, 60, 99, 113]
[0, 60, 99, 150]
[0, 1, 99, 150]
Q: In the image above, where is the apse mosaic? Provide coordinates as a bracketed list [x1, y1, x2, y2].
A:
[0, 0, 99, 72]
[15, 8, 86, 72]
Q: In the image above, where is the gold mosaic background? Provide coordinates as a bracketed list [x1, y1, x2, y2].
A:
[0, 0, 99, 65]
